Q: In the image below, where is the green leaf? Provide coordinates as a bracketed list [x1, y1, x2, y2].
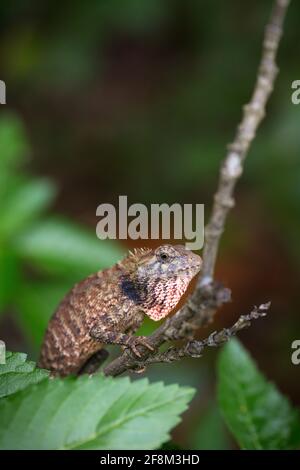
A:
[14, 280, 73, 348]
[0, 178, 56, 238]
[217, 338, 300, 450]
[0, 351, 49, 399]
[13, 218, 124, 278]
[0, 373, 195, 450]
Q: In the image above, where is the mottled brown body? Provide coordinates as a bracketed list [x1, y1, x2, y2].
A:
[39, 245, 202, 376]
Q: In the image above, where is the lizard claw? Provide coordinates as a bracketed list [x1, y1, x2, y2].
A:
[127, 336, 154, 357]
[133, 365, 146, 374]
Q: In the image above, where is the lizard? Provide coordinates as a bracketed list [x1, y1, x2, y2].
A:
[38, 244, 202, 377]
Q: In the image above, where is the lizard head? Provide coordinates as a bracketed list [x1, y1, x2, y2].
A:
[121, 244, 202, 321]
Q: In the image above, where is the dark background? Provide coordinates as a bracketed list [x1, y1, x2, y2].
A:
[0, 0, 299, 449]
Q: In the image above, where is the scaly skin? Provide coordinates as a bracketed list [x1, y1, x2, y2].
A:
[38, 244, 202, 376]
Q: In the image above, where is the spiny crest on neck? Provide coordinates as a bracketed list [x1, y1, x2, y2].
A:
[117, 247, 153, 273]
[128, 247, 152, 262]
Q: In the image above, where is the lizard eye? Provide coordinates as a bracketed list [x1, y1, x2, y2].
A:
[159, 252, 169, 262]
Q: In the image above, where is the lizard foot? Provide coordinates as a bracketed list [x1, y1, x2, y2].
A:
[126, 336, 154, 358]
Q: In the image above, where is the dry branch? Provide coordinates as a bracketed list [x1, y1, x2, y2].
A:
[104, 0, 290, 377]
[140, 302, 270, 366]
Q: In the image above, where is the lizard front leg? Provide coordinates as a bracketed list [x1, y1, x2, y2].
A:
[90, 325, 154, 358]
[121, 315, 144, 351]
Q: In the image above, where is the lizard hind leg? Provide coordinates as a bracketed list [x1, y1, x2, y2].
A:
[77, 349, 109, 376]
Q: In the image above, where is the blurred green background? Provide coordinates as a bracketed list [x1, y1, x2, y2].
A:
[0, 0, 299, 449]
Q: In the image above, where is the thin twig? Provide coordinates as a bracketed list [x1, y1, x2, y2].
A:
[104, 0, 290, 377]
[200, 0, 290, 283]
[140, 302, 270, 366]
